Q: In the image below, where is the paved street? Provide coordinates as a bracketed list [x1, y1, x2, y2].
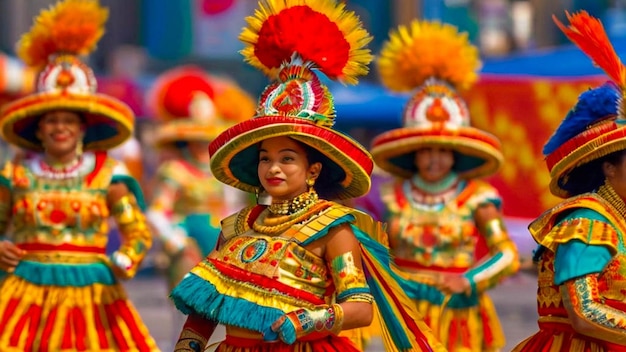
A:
[126, 272, 539, 352]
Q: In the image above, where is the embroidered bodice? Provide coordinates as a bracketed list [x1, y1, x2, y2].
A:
[383, 178, 500, 268]
[208, 233, 331, 301]
[1, 152, 121, 249]
[531, 192, 626, 322]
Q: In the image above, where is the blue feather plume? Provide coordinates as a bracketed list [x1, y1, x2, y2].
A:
[543, 82, 620, 155]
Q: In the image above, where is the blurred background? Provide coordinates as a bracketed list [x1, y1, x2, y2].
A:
[1, 0, 625, 350]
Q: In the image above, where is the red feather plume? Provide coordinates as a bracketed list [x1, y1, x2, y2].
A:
[553, 11, 626, 88]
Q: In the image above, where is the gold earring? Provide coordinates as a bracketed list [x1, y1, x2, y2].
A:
[76, 139, 83, 156]
[306, 178, 315, 192]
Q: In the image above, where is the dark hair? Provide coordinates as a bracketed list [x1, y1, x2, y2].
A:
[174, 141, 189, 149]
[296, 140, 345, 200]
[560, 149, 626, 195]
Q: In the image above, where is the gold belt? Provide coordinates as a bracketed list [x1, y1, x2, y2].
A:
[22, 251, 107, 264]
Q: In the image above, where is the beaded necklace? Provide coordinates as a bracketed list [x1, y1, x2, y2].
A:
[597, 181, 626, 218]
[254, 191, 325, 235]
[34, 155, 86, 180]
[268, 190, 319, 215]
[407, 172, 460, 209]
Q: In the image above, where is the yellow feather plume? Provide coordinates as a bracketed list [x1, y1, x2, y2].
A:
[17, 0, 108, 68]
[378, 20, 481, 92]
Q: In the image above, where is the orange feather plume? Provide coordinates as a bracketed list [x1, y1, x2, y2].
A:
[553, 11, 626, 89]
[16, 0, 109, 68]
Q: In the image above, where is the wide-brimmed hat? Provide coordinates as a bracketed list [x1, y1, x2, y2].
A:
[147, 65, 255, 148]
[0, 0, 134, 151]
[544, 11, 626, 198]
[208, 0, 374, 200]
[371, 20, 503, 180]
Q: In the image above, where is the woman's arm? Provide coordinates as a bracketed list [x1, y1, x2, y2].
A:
[107, 182, 152, 279]
[268, 224, 373, 344]
[146, 179, 188, 255]
[0, 185, 21, 273]
[441, 203, 519, 295]
[561, 274, 626, 344]
[174, 314, 218, 352]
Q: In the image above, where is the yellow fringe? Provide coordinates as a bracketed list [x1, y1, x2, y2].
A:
[378, 20, 481, 92]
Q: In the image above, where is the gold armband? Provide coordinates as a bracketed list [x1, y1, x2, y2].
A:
[482, 218, 509, 246]
[174, 328, 207, 352]
[111, 195, 152, 279]
[330, 251, 373, 304]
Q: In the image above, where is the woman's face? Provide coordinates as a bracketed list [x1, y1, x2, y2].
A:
[414, 147, 454, 182]
[605, 154, 626, 199]
[258, 136, 320, 202]
[36, 110, 84, 160]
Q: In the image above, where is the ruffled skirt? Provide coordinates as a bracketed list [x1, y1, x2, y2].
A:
[210, 334, 359, 352]
[512, 319, 626, 352]
[0, 262, 159, 352]
[416, 294, 505, 352]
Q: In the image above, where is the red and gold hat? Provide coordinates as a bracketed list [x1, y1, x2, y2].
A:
[544, 12, 626, 198]
[371, 20, 503, 180]
[147, 65, 255, 148]
[0, 0, 134, 151]
[208, 0, 374, 200]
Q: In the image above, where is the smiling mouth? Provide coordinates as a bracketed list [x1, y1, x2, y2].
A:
[52, 135, 71, 141]
[266, 178, 284, 184]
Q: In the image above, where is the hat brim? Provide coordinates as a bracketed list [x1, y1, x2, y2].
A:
[154, 122, 223, 147]
[209, 117, 373, 199]
[371, 126, 503, 179]
[0, 92, 134, 151]
[549, 125, 626, 198]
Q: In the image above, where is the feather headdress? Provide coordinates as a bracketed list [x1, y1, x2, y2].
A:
[378, 20, 481, 92]
[0, 0, 133, 152]
[542, 11, 626, 198]
[371, 20, 502, 180]
[239, 0, 372, 85]
[209, 0, 375, 200]
[17, 0, 108, 69]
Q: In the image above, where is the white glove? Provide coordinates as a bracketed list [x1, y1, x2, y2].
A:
[111, 251, 133, 272]
[167, 225, 189, 253]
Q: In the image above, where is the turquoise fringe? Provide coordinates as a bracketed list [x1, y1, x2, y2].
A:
[170, 271, 285, 333]
[0, 175, 10, 190]
[351, 225, 413, 349]
[13, 260, 116, 287]
[111, 174, 146, 211]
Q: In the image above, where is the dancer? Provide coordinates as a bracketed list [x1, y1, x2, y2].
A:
[0, 1, 158, 350]
[513, 11, 626, 351]
[146, 66, 254, 288]
[146, 66, 254, 346]
[170, 1, 445, 351]
[368, 20, 520, 351]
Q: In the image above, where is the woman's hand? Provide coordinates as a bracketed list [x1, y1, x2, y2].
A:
[0, 240, 24, 273]
[437, 274, 471, 295]
[264, 304, 343, 344]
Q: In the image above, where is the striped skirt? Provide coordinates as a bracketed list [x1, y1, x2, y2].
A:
[0, 271, 160, 351]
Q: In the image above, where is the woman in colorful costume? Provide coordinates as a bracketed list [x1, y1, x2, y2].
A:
[146, 66, 254, 288]
[146, 66, 254, 344]
[170, 1, 445, 351]
[367, 20, 520, 351]
[0, 1, 158, 350]
[513, 12, 626, 351]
